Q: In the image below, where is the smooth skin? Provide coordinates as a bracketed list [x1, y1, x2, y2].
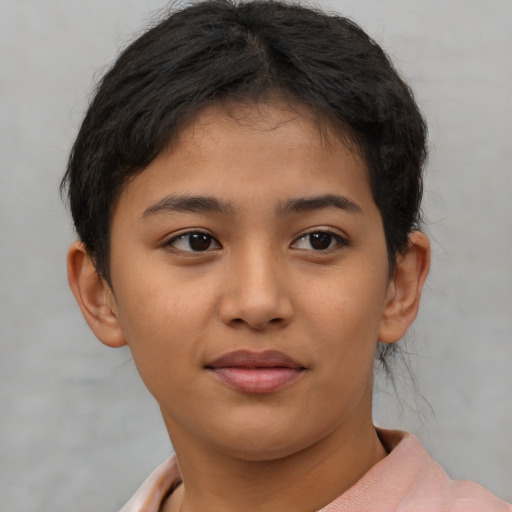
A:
[68, 102, 430, 512]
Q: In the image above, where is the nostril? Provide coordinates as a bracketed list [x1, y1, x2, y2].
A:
[219, 293, 293, 329]
[228, 316, 285, 329]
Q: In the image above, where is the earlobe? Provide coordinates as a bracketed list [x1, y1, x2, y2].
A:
[378, 231, 431, 344]
[67, 241, 126, 348]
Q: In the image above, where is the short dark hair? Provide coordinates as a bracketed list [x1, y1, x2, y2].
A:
[62, 0, 427, 285]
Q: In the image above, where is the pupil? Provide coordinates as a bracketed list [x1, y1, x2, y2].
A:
[189, 233, 211, 251]
[310, 232, 331, 250]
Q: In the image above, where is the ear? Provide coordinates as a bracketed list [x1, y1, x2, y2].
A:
[67, 241, 126, 348]
[378, 231, 431, 344]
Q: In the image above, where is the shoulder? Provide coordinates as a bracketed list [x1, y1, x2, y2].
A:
[120, 455, 181, 512]
[320, 429, 512, 512]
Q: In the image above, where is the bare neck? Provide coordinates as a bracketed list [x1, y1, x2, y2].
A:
[162, 421, 387, 512]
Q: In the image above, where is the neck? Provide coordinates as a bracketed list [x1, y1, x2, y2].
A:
[163, 418, 387, 512]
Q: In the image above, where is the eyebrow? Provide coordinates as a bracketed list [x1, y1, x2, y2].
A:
[278, 194, 363, 216]
[142, 193, 363, 219]
[142, 195, 234, 218]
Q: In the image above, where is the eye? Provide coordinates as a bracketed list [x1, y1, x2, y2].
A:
[291, 231, 346, 251]
[166, 232, 221, 252]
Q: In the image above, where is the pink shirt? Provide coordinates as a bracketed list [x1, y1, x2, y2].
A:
[121, 429, 511, 511]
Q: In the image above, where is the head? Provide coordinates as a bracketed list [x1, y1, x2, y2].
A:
[63, 0, 430, 460]
[62, 0, 427, 282]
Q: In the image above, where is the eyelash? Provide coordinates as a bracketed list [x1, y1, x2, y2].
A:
[291, 229, 348, 252]
[164, 229, 348, 253]
[165, 231, 221, 253]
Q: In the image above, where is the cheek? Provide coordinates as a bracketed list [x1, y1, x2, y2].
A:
[299, 264, 389, 343]
[112, 267, 219, 388]
[295, 260, 390, 393]
[115, 253, 216, 331]
[302, 275, 385, 402]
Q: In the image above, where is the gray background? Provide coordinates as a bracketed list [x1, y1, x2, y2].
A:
[0, 0, 510, 510]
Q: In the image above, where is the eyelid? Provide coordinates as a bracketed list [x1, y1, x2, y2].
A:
[163, 229, 222, 253]
[290, 228, 349, 251]
[161, 227, 348, 253]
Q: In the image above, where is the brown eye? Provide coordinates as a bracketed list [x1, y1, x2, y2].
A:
[168, 232, 221, 252]
[309, 232, 332, 250]
[292, 231, 345, 251]
[189, 233, 213, 251]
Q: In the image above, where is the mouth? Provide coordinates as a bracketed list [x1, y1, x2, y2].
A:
[205, 350, 306, 394]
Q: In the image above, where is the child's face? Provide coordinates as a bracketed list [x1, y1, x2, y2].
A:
[104, 103, 398, 460]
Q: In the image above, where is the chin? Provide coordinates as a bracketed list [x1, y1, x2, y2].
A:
[221, 439, 311, 463]
[208, 420, 335, 463]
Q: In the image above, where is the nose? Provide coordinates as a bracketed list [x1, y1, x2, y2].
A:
[218, 249, 294, 330]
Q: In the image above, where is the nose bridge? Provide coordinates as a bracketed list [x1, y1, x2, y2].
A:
[219, 241, 292, 329]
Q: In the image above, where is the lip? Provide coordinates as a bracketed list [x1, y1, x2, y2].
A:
[205, 350, 306, 394]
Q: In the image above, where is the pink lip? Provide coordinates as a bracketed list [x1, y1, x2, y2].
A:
[206, 350, 306, 393]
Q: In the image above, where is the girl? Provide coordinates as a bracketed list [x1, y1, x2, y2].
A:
[63, 1, 511, 510]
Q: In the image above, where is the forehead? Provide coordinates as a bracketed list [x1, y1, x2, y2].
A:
[172, 101, 362, 165]
[113, 102, 376, 222]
